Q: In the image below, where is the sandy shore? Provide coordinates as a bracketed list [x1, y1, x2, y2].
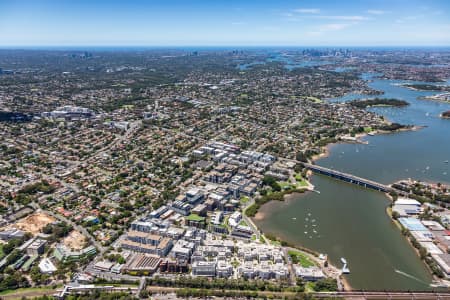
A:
[311, 144, 331, 162]
[341, 276, 352, 291]
[253, 210, 266, 221]
[253, 190, 308, 221]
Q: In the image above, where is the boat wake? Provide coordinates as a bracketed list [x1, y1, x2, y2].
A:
[394, 269, 427, 285]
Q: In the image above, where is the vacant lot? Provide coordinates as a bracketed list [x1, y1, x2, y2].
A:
[9, 213, 55, 235]
[63, 230, 87, 250]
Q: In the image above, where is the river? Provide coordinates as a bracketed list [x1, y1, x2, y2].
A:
[255, 74, 450, 291]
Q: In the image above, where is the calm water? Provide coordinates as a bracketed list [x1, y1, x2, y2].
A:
[256, 74, 450, 291]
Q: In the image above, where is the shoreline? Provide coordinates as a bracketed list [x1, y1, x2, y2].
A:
[252, 124, 428, 291]
[251, 189, 314, 221]
[418, 94, 450, 104]
[385, 203, 439, 285]
[386, 189, 449, 288]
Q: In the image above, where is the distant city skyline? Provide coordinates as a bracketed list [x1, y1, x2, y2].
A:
[1, 0, 450, 47]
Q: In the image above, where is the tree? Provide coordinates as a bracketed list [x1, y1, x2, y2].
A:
[295, 152, 308, 163]
[262, 175, 281, 192]
[391, 211, 400, 220]
[314, 278, 338, 292]
[419, 247, 427, 259]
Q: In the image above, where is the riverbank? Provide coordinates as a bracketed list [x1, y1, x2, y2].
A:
[253, 190, 306, 221]
[385, 204, 446, 287]
[419, 93, 450, 104]
[309, 124, 423, 163]
[385, 181, 450, 288]
[250, 187, 311, 219]
[252, 124, 431, 291]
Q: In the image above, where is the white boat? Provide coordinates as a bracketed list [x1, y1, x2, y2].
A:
[430, 281, 449, 288]
[340, 257, 347, 264]
[342, 265, 350, 274]
[445, 160, 449, 164]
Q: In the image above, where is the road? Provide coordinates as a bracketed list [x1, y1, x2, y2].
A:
[31, 202, 106, 254]
[283, 247, 297, 286]
[240, 196, 264, 242]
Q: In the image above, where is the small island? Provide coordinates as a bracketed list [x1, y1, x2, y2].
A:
[349, 98, 409, 109]
[402, 83, 450, 92]
[441, 110, 450, 119]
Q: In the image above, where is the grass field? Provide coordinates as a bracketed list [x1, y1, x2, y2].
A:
[288, 250, 316, 267]
[305, 282, 316, 292]
[306, 96, 323, 103]
[186, 214, 205, 222]
[240, 196, 250, 204]
[0, 287, 57, 300]
[239, 220, 248, 226]
[278, 178, 308, 190]
[294, 174, 309, 186]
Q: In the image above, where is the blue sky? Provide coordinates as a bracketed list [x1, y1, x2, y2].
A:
[0, 0, 450, 46]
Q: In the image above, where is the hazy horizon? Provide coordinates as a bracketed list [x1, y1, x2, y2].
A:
[1, 0, 450, 47]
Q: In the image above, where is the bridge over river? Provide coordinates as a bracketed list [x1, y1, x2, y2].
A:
[301, 162, 405, 195]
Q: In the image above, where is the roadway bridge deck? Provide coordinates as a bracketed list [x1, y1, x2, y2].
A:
[303, 163, 395, 193]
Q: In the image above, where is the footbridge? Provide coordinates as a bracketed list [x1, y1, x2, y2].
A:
[302, 163, 395, 193]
